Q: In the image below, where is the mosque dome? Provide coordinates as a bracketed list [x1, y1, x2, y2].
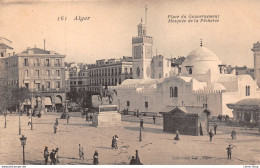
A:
[182, 46, 223, 76]
[185, 47, 220, 62]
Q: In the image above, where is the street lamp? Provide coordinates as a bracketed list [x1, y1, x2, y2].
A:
[139, 120, 142, 142]
[19, 109, 21, 135]
[4, 111, 7, 128]
[20, 135, 27, 165]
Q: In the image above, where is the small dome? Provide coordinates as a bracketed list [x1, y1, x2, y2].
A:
[185, 47, 220, 62]
[205, 82, 226, 91]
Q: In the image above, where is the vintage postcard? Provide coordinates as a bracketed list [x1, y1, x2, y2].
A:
[0, 0, 260, 167]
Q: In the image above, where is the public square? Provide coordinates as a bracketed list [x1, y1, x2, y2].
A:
[0, 112, 260, 165]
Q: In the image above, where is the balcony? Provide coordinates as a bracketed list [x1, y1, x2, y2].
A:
[34, 63, 40, 66]
[55, 64, 61, 67]
[23, 63, 29, 66]
[45, 63, 51, 67]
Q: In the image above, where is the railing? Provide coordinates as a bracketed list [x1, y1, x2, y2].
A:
[55, 64, 61, 67]
[34, 63, 40, 66]
[23, 63, 29, 66]
[45, 64, 51, 67]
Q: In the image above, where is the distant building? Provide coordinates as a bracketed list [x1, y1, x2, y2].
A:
[88, 57, 133, 93]
[67, 64, 89, 92]
[226, 65, 254, 78]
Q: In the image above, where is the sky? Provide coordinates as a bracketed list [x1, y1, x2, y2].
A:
[1, 0, 260, 67]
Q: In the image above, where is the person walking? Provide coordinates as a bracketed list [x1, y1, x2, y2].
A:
[209, 130, 214, 142]
[114, 135, 119, 149]
[129, 156, 136, 165]
[231, 129, 237, 140]
[86, 115, 89, 122]
[213, 123, 217, 135]
[79, 144, 84, 160]
[55, 118, 58, 126]
[153, 115, 156, 124]
[54, 124, 57, 134]
[55, 148, 60, 163]
[43, 147, 49, 165]
[50, 149, 56, 165]
[93, 150, 99, 165]
[174, 130, 180, 141]
[226, 145, 233, 159]
[90, 115, 93, 121]
[111, 136, 116, 149]
[67, 114, 70, 123]
[140, 119, 144, 129]
[28, 116, 31, 126]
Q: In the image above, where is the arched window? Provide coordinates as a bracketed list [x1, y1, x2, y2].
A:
[174, 87, 178, 97]
[189, 68, 192, 74]
[170, 87, 173, 97]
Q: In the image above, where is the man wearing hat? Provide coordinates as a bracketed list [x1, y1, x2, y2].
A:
[55, 148, 60, 163]
[226, 144, 233, 159]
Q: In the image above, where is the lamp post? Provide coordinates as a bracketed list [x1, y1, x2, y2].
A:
[139, 120, 142, 142]
[19, 109, 21, 135]
[31, 92, 33, 130]
[20, 135, 27, 165]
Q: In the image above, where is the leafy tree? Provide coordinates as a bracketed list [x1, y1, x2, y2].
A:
[10, 87, 31, 111]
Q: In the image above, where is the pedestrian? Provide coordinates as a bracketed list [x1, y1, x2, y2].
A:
[67, 114, 70, 123]
[213, 123, 217, 135]
[93, 150, 99, 165]
[90, 115, 93, 121]
[50, 149, 56, 165]
[137, 110, 139, 117]
[226, 145, 233, 159]
[153, 115, 156, 124]
[55, 148, 60, 163]
[111, 136, 116, 149]
[135, 150, 142, 165]
[174, 130, 180, 141]
[86, 115, 89, 122]
[54, 124, 57, 134]
[55, 118, 58, 125]
[43, 147, 49, 165]
[140, 119, 144, 129]
[114, 135, 119, 149]
[209, 130, 214, 142]
[231, 129, 237, 140]
[79, 144, 84, 160]
[28, 116, 31, 126]
[199, 123, 203, 136]
[130, 156, 136, 165]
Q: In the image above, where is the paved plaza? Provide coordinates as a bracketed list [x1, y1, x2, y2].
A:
[0, 112, 260, 165]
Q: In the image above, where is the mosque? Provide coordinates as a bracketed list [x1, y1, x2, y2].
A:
[108, 9, 260, 117]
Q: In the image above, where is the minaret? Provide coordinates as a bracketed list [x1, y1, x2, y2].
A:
[132, 6, 153, 79]
[252, 41, 260, 86]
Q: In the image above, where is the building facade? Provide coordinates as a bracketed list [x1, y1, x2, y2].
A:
[88, 57, 133, 93]
[3, 45, 66, 111]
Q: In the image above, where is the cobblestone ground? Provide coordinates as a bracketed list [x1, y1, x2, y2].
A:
[0, 112, 260, 165]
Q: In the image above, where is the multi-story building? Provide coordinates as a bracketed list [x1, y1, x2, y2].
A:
[88, 57, 133, 93]
[68, 64, 89, 92]
[3, 45, 66, 111]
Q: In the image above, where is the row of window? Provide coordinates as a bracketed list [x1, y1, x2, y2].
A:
[24, 69, 60, 77]
[23, 58, 61, 67]
[90, 78, 122, 86]
[89, 67, 132, 77]
[24, 81, 61, 90]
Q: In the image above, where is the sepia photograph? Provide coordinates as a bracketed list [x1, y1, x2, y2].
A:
[0, 0, 260, 166]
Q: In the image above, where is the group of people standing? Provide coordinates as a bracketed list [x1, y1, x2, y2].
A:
[111, 135, 119, 149]
[78, 144, 99, 165]
[43, 147, 59, 165]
